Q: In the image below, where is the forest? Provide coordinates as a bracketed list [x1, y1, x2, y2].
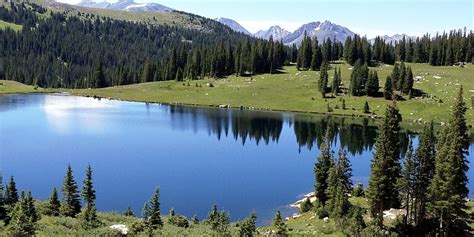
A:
[0, 2, 472, 90]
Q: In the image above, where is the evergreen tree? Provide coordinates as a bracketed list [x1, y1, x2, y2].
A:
[44, 187, 60, 216]
[366, 70, 379, 96]
[7, 193, 36, 236]
[272, 210, 287, 235]
[24, 191, 38, 223]
[367, 102, 402, 226]
[318, 62, 329, 97]
[80, 203, 99, 229]
[384, 76, 393, 100]
[82, 164, 96, 205]
[0, 174, 5, 221]
[238, 211, 257, 237]
[124, 206, 135, 217]
[412, 122, 436, 226]
[192, 215, 199, 224]
[93, 63, 107, 88]
[349, 60, 369, 96]
[429, 87, 469, 234]
[141, 58, 154, 83]
[314, 128, 334, 208]
[390, 63, 400, 91]
[331, 67, 341, 95]
[326, 149, 352, 219]
[207, 204, 230, 234]
[398, 140, 416, 225]
[402, 66, 414, 95]
[363, 101, 370, 114]
[61, 165, 81, 217]
[5, 176, 18, 207]
[147, 187, 163, 229]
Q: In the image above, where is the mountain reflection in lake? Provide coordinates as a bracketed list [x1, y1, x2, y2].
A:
[0, 94, 472, 225]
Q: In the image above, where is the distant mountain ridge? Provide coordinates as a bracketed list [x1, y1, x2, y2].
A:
[215, 18, 355, 45]
[77, 0, 174, 12]
[369, 34, 416, 45]
[215, 17, 251, 35]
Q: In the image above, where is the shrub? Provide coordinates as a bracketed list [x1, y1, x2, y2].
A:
[300, 198, 313, 213]
[168, 215, 189, 228]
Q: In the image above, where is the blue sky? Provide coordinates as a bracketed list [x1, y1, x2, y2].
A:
[58, 0, 473, 37]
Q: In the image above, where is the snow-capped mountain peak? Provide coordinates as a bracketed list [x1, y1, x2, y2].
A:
[215, 17, 252, 35]
[77, 0, 174, 12]
[254, 25, 290, 41]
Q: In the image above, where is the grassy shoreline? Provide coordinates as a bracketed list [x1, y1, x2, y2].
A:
[69, 63, 474, 126]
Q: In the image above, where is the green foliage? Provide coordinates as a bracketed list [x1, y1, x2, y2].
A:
[314, 128, 334, 208]
[124, 206, 135, 217]
[146, 187, 163, 230]
[363, 101, 370, 114]
[398, 139, 416, 225]
[367, 102, 402, 226]
[332, 67, 341, 94]
[7, 191, 38, 236]
[61, 165, 81, 217]
[429, 86, 469, 234]
[0, 174, 6, 221]
[168, 215, 190, 228]
[191, 215, 199, 224]
[129, 220, 146, 235]
[82, 164, 96, 205]
[5, 176, 18, 207]
[43, 187, 61, 217]
[352, 183, 365, 197]
[344, 206, 367, 237]
[207, 204, 230, 234]
[300, 198, 313, 213]
[384, 76, 393, 100]
[326, 149, 352, 220]
[349, 60, 369, 96]
[318, 62, 329, 97]
[366, 70, 379, 96]
[238, 211, 257, 237]
[272, 210, 287, 235]
[79, 203, 100, 229]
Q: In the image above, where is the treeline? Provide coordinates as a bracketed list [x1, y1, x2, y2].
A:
[298, 30, 473, 70]
[0, 3, 289, 88]
[308, 87, 470, 236]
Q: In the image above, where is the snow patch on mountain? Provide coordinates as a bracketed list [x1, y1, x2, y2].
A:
[254, 26, 290, 41]
[215, 17, 252, 35]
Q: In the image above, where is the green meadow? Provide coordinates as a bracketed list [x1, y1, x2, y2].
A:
[71, 63, 474, 126]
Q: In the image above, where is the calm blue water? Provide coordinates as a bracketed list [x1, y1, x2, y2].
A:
[0, 94, 472, 225]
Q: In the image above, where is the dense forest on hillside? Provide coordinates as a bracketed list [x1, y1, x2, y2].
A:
[0, 3, 287, 88]
[0, 2, 472, 90]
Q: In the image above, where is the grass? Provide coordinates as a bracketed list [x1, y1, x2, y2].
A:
[0, 80, 55, 94]
[71, 63, 474, 126]
[0, 20, 22, 31]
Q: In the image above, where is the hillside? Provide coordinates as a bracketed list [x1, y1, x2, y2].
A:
[21, 0, 224, 31]
[70, 63, 474, 126]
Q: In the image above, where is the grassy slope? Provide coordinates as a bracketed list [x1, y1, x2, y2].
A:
[0, 80, 54, 94]
[27, 0, 212, 31]
[72, 63, 474, 126]
[0, 19, 22, 31]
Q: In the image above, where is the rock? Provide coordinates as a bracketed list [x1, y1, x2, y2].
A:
[219, 104, 229, 109]
[323, 217, 329, 223]
[292, 213, 302, 219]
[110, 224, 128, 235]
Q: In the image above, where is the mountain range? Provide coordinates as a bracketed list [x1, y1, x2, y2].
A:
[68, 1, 414, 45]
[77, 0, 174, 12]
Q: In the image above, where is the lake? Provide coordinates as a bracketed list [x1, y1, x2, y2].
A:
[1, 94, 473, 225]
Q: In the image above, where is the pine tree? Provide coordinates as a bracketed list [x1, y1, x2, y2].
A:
[412, 122, 436, 226]
[318, 62, 329, 97]
[384, 76, 393, 100]
[148, 187, 163, 229]
[142, 58, 154, 83]
[429, 87, 469, 234]
[314, 128, 334, 208]
[94, 63, 107, 88]
[403, 66, 414, 95]
[366, 70, 379, 96]
[5, 176, 19, 207]
[390, 64, 400, 91]
[367, 102, 402, 226]
[398, 139, 416, 225]
[81, 203, 99, 229]
[124, 206, 135, 217]
[44, 187, 60, 216]
[7, 193, 36, 236]
[24, 192, 38, 223]
[272, 210, 287, 235]
[0, 174, 5, 221]
[331, 67, 340, 95]
[363, 101, 370, 114]
[61, 165, 81, 217]
[326, 149, 352, 219]
[82, 164, 96, 205]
